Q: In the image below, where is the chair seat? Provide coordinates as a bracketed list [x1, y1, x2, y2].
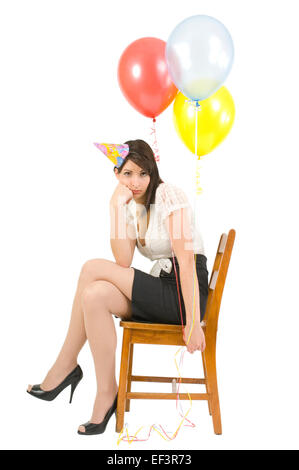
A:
[120, 320, 206, 331]
[119, 320, 206, 347]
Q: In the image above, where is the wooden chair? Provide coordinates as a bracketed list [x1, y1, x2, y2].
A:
[116, 228, 236, 435]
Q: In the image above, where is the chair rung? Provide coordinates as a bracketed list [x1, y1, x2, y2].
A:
[131, 375, 206, 385]
[127, 392, 209, 400]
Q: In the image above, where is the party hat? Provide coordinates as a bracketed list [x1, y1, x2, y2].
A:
[94, 143, 129, 168]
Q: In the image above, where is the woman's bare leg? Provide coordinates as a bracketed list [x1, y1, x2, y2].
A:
[27, 259, 134, 392]
[27, 269, 89, 391]
[78, 279, 133, 432]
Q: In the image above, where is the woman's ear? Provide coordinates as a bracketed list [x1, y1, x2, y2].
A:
[114, 167, 120, 180]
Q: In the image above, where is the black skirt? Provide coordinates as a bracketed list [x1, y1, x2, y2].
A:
[129, 254, 209, 325]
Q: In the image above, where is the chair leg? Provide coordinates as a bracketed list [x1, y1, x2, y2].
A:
[126, 343, 134, 412]
[116, 328, 131, 433]
[201, 352, 212, 416]
[204, 340, 222, 435]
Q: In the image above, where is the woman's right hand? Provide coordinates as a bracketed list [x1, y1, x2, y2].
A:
[110, 182, 134, 207]
[183, 321, 206, 354]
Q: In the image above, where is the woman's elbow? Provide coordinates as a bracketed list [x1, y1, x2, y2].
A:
[116, 260, 132, 268]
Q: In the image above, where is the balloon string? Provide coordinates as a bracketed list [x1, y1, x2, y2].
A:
[149, 117, 160, 163]
[195, 102, 203, 196]
[117, 103, 203, 445]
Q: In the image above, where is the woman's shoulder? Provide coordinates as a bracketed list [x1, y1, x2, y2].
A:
[155, 181, 188, 201]
[156, 181, 182, 196]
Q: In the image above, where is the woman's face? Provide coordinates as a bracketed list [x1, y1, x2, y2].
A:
[114, 160, 150, 203]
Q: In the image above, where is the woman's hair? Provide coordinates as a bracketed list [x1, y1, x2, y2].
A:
[114, 139, 164, 212]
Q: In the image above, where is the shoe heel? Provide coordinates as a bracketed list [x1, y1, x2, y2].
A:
[69, 376, 82, 404]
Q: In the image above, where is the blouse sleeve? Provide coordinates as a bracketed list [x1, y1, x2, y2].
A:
[157, 183, 191, 222]
[125, 202, 135, 226]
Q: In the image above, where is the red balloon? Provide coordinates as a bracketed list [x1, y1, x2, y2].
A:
[117, 37, 178, 118]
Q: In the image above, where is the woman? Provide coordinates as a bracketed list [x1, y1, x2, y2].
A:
[27, 139, 209, 435]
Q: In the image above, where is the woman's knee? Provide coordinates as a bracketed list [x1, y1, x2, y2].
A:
[81, 281, 109, 311]
[79, 258, 105, 281]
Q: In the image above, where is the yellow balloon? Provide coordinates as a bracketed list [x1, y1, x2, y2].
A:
[173, 86, 235, 157]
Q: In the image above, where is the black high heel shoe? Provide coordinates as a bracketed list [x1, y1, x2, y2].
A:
[78, 393, 118, 435]
[27, 364, 83, 403]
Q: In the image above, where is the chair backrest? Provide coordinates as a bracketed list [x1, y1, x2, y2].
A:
[204, 229, 236, 338]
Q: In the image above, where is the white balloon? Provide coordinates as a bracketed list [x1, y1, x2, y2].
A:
[166, 15, 234, 101]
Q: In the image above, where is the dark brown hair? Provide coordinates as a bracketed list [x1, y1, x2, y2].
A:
[114, 139, 164, 212]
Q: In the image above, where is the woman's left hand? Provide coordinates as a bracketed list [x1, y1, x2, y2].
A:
[183, 321, 206, 354]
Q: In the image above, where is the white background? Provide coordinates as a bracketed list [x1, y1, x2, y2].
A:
[1, 0, 298, 451]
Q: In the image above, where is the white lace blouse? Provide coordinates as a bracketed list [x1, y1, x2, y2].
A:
[125, 182, 205, 277]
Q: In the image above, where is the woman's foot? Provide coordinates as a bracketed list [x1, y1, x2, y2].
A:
[27, 360, 78, 392]
[78, 387, 118, 434]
